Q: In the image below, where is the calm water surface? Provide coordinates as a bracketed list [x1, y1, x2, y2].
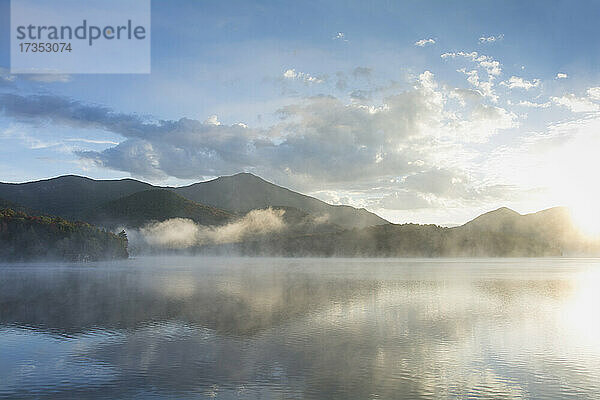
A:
[1, 257, 600, 399]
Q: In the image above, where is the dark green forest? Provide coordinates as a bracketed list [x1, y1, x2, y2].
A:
[0, 208, 128, 262]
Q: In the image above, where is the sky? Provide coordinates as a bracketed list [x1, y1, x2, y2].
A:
[1, 0, 600, 227]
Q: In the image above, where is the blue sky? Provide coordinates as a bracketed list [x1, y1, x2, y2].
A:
[1, 0, 600, 226]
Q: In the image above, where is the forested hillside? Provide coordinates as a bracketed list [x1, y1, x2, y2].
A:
[0, 208, 129, 262]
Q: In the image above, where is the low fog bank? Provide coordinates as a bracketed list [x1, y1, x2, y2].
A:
[125, 208, 287, 253]
[118, 206, 600, 258]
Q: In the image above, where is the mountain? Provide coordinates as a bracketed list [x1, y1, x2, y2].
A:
[449, 206, 588, 255]
[458, 206, 574, 233]
[258, 206, 343, 235]
[0, 197, 33, 214]
[458, 207, 522, 231]
[456, 206, 578, 242]
[0, 174, 388, 229]
[203, 207, 600, 257]
[0, 207, 128, 261]
[175, 173, 388, 229]
[0, 175, 154, 220]
[88, 189, 235, 228]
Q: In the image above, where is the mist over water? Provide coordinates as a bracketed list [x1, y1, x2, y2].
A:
[1, 257, 600, 399]
[127, 208, 287, 250]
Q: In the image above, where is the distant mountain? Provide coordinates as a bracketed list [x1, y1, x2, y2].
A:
[0, 175, 154, 220]
[0, 174, 389, 229]
[175, 173, 388, 229]
[459, 206, 574, 233]
[447, 206, 590, 256]
[88, 189, 235, 228]
[456, 206, 578, 242]
[459, 207, 522, 231]
[204, 207, 600, 257]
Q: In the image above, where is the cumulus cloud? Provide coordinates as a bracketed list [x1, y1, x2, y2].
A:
[587, 87, 600, 100]
[415, 38, 435, 47]
[283, 69, 323, 84]
[515, 100, 551, 108]
[368, 166, 524, 211]
[403, 168, 463, 196]
[500, 76, 540, 90]
[443, 51, 502, 102]
[333, 32, 347, 41]
[551, 94, 600, 113]
[446, 103, 518, 142]
[478, 34, 504, 44]
[457, 68, 496, 101]
[204, 115, 221, 125]
[555, 73, 568, 79]
[442, 51, 502, 76]
[448, 88, 484, 105]
[0, 72, 518, 203]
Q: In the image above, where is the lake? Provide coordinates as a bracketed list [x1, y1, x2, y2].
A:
[1, 257, 600, 399]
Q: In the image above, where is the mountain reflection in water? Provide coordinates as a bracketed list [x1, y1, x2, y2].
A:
[1, 257, 600, 399]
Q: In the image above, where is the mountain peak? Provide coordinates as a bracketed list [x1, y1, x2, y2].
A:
[489, 207, 520, 216]
[221, 172, 267, 182]
[462, 207, 521, 229]
[176, 173, 389, 229]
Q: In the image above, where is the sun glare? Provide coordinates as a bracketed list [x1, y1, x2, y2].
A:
[539, 124, 600, 238]
[570, 201, 600, 238]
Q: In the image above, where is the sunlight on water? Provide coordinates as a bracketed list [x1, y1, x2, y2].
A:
[1, 257, 600, 399]
[561, 269, 600, 345]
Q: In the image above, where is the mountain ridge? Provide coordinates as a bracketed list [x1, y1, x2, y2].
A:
[174, 173, 388, 229]
[87, 189, 235, 228]
[0, 173, 388, 229]
[204, 205, 599, 257]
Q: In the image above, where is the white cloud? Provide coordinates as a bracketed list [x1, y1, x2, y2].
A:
[2, 69, 518, 193]
[441, 51, 502, 76]
[586, 87, 600, 100]
[333, 32, 347, 41]
[478, 34, 504, 44]
[457, 68, 497, 101]
[375, 190, 434, 210]
[500, 76, 540, 90]
[555, 73, 568, 79]
[204, 115, 221, 126]
[282, 68, 323, 84]
[446, 103, 518, 142]
[442, 51, 502, 102]
[551, 94, 600, 113]
[515, 100, 551, 108]
[283, 69, 296, 79]
[64, 138, 120, 145]
[414, 38, 435, 47]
